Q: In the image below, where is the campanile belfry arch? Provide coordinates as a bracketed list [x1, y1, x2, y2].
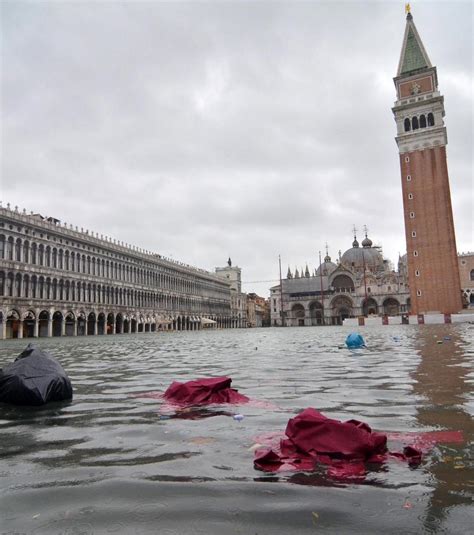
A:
[392, 6, 462, 315]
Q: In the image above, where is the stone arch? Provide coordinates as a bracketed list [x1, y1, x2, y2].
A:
[6, 309, 21, 339]
[309, 301, 324, 326]
[23, 240, 30, 263]
[77, 311, 86, 336]
[412, 116, 419, 130]
[5, 272, 13, 297]
[107, 312, 115, 334]
[383, 297, 400, 316]
[52, 278, 58, 300]
[38, 310, 50, 337]
[97, 312, 106, 335]
[38, 276, 45, 299]
[6, 236, 14, 260]
[23, 274, 30, 298]
[87, 311, 96, 335]
[14, 272, 22, 297]
[15, 237, 22, 262]
[52, 311, 63, 337]
[38, 243, 44, 265]
[30, 274, 37, 298]
[291, 303, 306, 327]
[21, 309, 35, 338]
[362, 297, 379, 316]
[123, 314, 130, 334]
[330, 295, 353, 325]
[144, 316, 151, 332]
[420, 114, 426, 128]
[31, 242, 37, 264]
[427, 112, 434, 126]
[65, 311, 75, 336]
[332, 274, 355, 291]
[45, 277, 52, 299]
[116, 313, 123, 334]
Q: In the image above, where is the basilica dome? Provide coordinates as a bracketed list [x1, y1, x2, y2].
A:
[316, 253, 337, 276]
[341, 235, 384, 271]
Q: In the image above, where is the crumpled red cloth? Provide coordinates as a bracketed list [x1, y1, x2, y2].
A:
[254, 408, 422, 475]
[163, 376, 249, 406]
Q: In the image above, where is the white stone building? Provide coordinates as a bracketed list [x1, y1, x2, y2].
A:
[215, 258, 247, 327]
[0, 204, 237, 339]
[458, 252, 474, 308]
[270, 232, 411, 327]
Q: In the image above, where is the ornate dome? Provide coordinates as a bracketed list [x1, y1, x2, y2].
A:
[316, 254, 337, 276]
[341, 236, 384, 271]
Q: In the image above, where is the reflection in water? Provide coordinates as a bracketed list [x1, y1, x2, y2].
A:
[161, 407, 235, 420]
[412, 325, 474, 532]
[0, 326, 473, 534]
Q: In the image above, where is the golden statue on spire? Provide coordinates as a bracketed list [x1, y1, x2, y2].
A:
[405, 3, 411, 14]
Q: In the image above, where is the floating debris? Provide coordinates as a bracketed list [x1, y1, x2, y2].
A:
[345, 333, 366, 349]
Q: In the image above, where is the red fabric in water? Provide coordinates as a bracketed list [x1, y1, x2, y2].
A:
[254, 408, 423, 476]
[163, 376, 249, 405]
[281, 408, 387, 460]
[386, 430, 464, 452]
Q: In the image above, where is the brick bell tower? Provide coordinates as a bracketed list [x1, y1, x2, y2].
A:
[392, 6, 462, 315]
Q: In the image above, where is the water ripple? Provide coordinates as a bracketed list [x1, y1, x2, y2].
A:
[0, 324, 473, 533]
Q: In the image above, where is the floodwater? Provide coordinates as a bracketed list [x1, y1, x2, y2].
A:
[0, 324, 473, 534]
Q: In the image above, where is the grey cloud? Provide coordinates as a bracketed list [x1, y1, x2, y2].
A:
[1, 1, 472, 296]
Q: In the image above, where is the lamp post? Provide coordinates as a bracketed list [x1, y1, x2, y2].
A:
[318, 250, 325, 326]
[279, 254, 284, 327]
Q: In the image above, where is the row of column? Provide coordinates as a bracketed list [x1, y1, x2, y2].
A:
[0, 317, 212, 339]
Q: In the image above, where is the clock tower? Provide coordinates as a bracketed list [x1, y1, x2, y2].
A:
[392, 7, 462, 315]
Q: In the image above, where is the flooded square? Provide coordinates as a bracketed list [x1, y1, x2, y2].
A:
[0, 324, 472, 534]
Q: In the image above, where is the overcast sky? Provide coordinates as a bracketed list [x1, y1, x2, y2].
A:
[1, 0, 472, 295]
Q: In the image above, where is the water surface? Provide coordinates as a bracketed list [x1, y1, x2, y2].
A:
[0, 324, 473, 534]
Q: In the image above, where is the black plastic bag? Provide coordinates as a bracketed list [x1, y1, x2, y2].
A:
[0, 344, 73, 406]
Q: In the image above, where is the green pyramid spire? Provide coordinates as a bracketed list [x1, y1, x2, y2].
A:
[397, 13, 432, 76]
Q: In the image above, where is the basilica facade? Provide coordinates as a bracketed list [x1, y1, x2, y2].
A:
[0, 203, 238, 339]
[270, 233, 411, 327]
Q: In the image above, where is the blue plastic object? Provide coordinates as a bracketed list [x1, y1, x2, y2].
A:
[233, 414, 244, 422]
[345, 333, 366, 349]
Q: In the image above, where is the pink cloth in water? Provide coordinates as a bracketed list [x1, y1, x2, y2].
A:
[163, 376, 249, 406]
[254, 408, 422, 475]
